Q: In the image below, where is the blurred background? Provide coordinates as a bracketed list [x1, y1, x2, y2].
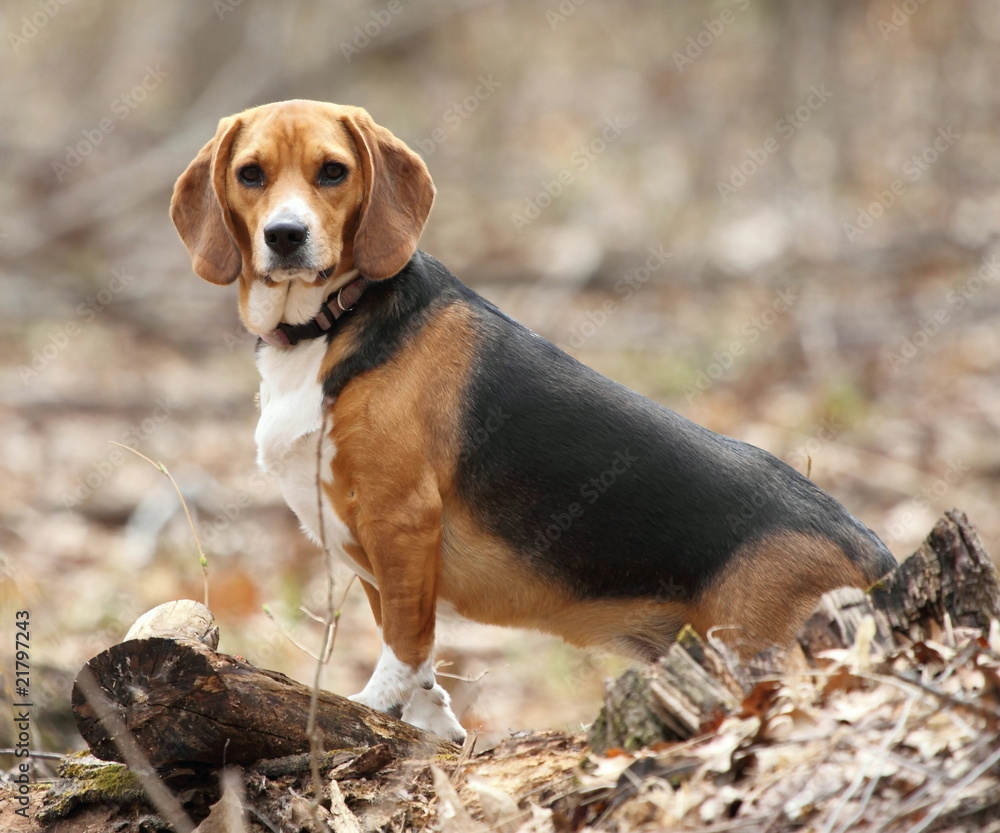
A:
[2, 0, 1000, 757]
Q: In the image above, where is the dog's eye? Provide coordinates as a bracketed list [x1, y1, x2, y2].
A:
[238, 164, 264, 186]
[319, 162, 347, 185]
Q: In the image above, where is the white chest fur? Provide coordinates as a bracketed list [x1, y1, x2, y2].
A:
[255, 341, 372, 582]
[255, 338, 328, 472]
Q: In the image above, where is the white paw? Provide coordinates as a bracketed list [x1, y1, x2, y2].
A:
[349, 643, 434, 719]
[403, 684, 467, 744]
[348, 688, 405, 719]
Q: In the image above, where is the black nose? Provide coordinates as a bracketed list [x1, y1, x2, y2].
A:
[263, 220, 308, 256]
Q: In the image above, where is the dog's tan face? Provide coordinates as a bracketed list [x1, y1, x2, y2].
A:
[224, 105, 367, 334]
[171, 100, 435, 338]
[228, 107, 362, 279]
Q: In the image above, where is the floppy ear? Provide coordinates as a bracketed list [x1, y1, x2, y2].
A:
[170, 117, 244, 285]
[340, 110, 435, 280]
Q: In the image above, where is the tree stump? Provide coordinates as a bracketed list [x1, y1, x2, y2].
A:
[870, 509, 1000, 638]
[588, 628, 744, 753]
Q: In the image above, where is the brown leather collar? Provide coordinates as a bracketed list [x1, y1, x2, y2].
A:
[261, 277, 367, 347]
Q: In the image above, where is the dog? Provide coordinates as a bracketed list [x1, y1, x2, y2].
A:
[171, 100, 896, 742]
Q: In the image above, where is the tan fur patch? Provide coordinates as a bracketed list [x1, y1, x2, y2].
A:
[688, 531, 869, 658]
[318, 321, 360, 382]
[323, 301, 476, 667]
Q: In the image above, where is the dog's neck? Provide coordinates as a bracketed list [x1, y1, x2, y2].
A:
[260, 273, 366, 347]
[319, 251, 456, 403]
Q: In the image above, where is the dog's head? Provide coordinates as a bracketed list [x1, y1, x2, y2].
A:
[171, 100, 434, 336]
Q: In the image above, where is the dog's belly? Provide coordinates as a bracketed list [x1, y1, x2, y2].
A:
[438, 508, 691, 656]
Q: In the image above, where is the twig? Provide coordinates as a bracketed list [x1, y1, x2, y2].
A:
[448, 730, 480, 786]
[261, 603, 328, 662]
[902, 744, 1000, 833]
[299, 604, 330, 625]
[697, 819, 774, 833]
[304, 414, 361, 831]
[0, 749, 64, 760]
[842, 735, 954, 779]
[873, 735, 994, 833]
[434, 662, 507, 683]
[824, 694, 917, 833]
[873, 668, 1000, 722]
[74, 667, 195, 833]
[307, 412, 335, 833]
[111, 443, 209, 607]
[303, 571, 357, 829]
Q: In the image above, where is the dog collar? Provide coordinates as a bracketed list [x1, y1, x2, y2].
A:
[262, 276, 367, 347]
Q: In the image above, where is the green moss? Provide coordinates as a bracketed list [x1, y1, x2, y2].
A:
[39, 755, 147, 822]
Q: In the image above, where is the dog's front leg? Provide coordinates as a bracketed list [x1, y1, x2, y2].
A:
[349, 519, 466, 742]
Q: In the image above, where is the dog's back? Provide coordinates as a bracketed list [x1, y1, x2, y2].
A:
[458, 297, 892, 591]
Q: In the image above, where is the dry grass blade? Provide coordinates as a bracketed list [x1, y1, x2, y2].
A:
[305, 411, 358, 833]
[193, 768, 250, 833]
[823, 695, 917, 833]
[111, 442, 210, 607]
[431, 765, 485, 833]
[902, 744, 1000, 833]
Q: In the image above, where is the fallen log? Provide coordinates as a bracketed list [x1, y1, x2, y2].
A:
[590, 509, 1000, 753]
[71, 602, 459, 769]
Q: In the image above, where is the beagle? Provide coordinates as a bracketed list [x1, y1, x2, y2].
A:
[171, 100, 895, 742]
